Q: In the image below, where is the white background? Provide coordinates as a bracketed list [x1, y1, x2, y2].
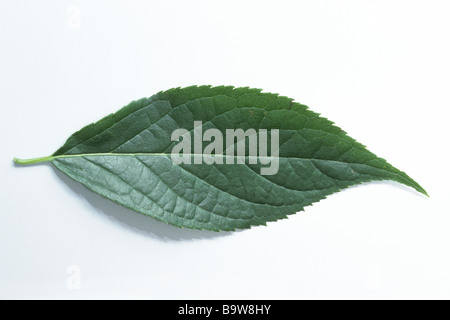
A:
[1, 0, 449, 299]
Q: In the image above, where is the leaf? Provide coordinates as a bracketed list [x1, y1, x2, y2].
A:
[14, 86, 427, 231]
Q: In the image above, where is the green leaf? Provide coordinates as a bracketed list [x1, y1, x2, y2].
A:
[15, 86, 427, 231]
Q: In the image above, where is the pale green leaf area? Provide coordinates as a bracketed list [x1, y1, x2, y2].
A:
[15, 86, 427, 231]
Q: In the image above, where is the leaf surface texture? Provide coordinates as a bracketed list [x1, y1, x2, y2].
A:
[43, 86, 426, 231]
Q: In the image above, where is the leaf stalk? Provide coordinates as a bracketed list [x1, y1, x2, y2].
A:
[13, 156, 53, 165]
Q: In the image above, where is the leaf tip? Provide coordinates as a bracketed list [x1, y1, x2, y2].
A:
[418, 186, 430, 198]
[405, 178, 429, 197]
[406, 177, 429, 198]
